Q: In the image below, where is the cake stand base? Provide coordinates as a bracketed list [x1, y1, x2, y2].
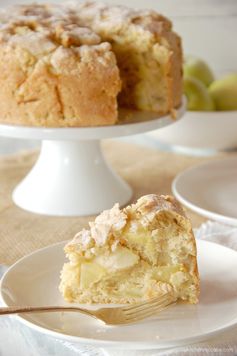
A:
[13, 140, 132, 216]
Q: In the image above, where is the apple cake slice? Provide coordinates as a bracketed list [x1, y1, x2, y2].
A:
[59, 195, 199, 304]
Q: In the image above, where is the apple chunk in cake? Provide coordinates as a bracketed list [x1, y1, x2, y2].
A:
[59, 195, 199, 304]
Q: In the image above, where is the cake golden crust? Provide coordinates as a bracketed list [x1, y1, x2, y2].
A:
[0, 4, 121, 127]
[60, 195, 200, 305]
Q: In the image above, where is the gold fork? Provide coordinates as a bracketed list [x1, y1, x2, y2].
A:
[0, 292, 177, 325]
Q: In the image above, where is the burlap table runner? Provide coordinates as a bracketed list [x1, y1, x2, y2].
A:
[0, 140, 214, 265]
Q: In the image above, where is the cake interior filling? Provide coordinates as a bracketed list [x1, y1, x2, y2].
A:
[61, 211, 198, 304]
[98, 30, 170, 112]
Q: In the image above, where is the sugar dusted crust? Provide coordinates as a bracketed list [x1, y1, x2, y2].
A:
[60, 195, 200, 305]
[0, 4, 121, 127]
[0, 2, 182, 127]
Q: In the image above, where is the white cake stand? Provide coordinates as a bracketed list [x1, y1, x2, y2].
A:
[0, 103, 185, 216]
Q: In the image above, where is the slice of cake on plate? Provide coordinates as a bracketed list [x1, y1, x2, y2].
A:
[59, 195, 199, 304]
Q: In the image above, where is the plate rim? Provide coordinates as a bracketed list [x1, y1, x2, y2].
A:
[172, 156, 237, 226]
[1, 239, 237, 349]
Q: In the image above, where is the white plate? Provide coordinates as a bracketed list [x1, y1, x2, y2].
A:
[147, 110, 237, 154]
[1, 240, 237, 350]
[172, 156, 237, 226]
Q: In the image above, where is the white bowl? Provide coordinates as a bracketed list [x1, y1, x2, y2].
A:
[147, 110, 237, 154]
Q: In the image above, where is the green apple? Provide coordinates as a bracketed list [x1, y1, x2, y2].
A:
[208, 73, 237, 110]
[184, 56, 215, 87]
[184, 76, 215, 111]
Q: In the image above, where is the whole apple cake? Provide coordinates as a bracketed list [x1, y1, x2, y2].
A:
[59, 195, 199, 304]
[0, 2, 183, 127]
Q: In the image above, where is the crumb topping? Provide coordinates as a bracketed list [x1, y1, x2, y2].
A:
[73, 228, 92, 249]
[89, 203, 127, 246]
[0, 1, 173, 58]
[66, 203, 127, 252]
[71, 1, 172, 34]
[134, 194, 186, 227]
[123, 194, 186, 229]
[66, 195, 187, 252]
[0, 3, 106, 57]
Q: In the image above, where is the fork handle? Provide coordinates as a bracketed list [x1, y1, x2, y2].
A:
[0, 306, 94, 317]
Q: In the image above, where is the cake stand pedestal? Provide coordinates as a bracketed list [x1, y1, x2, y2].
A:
[0, 103, 185, 216]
